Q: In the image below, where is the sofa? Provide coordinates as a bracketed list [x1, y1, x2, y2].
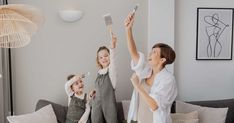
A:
[36, 98, 234, 123]
[35, 99, 126, 123]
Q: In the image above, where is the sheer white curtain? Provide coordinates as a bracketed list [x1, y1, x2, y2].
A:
[0, 49, 12, 123]
[0, 1, 13, 123]
[0, 49, 4, 123]
[0, 48, 13, 122]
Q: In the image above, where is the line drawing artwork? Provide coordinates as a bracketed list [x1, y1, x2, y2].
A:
[196, 8, 233, 60]
[204, 13, 229, 57]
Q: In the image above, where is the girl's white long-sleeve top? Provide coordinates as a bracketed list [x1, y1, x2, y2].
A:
[98, 48, 117, 89]
[127, 52, 177, 123]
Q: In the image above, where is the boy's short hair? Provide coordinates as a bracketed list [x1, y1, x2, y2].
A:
[67, 74, 75, 81]
[152, 43, 176, 67]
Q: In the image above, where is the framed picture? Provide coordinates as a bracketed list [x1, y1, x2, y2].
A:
[196, 8, 234, 60]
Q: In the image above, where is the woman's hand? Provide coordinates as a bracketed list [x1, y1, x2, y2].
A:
[130, 73, 140, 90]
[78, 121, 84, 123]
[110, 32, 117, 49]
[124, 13, 135, 30]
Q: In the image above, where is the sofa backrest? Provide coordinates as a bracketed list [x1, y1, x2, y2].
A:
[36, 99, 124, 123]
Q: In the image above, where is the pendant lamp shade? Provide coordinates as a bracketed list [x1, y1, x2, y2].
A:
[0, 4, 44, 48]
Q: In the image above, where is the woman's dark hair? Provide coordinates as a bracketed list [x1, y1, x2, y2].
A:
[152, 43, 176, 67]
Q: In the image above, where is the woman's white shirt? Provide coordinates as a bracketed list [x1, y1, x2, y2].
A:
[128, 52, 177, 123]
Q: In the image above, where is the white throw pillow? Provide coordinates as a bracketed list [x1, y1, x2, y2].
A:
[171, 111, 198, 120]
[171, 111, 199, 123]
[172, 119, 199, 123]
[176, 100, 228, 123]
[7, 104, 57, 123]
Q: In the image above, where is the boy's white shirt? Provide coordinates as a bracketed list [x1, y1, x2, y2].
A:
[98, 48, 117, 89]
[127, 52, 177, 123]
[65, 79, 90, 123]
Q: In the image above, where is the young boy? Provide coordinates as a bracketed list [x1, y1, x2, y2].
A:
[65, 74, 91, 123]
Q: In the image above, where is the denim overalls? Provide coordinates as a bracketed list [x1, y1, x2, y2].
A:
[91, 72, 118, 123]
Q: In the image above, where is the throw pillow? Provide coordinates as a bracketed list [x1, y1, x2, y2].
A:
[35, 99, 67, 123]
[172, 119, 198, 123]
[7, 104, 57, 123]
[171, 110, 198, 120]
[176, 100, 228, 123]
[171, 111, 199, 123]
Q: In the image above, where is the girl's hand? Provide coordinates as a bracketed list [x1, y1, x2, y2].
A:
[124, 13, 135, 30]
[130, 73, 140, 90]
[110, 32, 117, 49]
[88, 90, 96, 100]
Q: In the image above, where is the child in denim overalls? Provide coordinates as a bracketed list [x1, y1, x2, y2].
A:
[65, 74, 91, 123]
[91, 33, 118, 123]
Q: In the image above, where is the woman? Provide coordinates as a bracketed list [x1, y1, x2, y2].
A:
[124, 13, 177, 123]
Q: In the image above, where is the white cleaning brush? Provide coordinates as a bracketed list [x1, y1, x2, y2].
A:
[124, 4, 140, 26]
[103, 13, 113, 26]
[103, 13, 113, 38]
[132, 3, 140, 15]
[81, 72, 90, 78]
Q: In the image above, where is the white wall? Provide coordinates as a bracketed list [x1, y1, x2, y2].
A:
[9, 0, 148, 114]
[10, 0, 234, 115]
[148, 0, 175, 49]
[148, 0, 175, 73]
[175, 0, 234, 101]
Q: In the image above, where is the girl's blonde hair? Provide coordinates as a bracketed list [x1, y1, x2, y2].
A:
[96, 46, 110, 69]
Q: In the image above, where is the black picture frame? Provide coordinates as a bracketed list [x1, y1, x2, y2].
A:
[196, 8, 234, 60]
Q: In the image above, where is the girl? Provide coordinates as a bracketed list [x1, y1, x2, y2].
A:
[91, 33, 118, 123]
[65, 74, 91, 123]
[124, 13, 177, 123]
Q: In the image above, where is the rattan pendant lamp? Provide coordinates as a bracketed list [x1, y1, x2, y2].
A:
[0, 4, 44, 48]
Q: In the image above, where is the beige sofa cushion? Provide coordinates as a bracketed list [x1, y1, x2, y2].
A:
[171, 111, 198, 123]
[176, 100, 228, 123]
